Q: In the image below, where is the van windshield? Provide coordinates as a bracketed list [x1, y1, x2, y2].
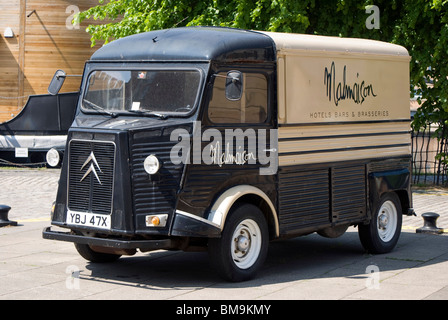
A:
[82, 69, 201, 116]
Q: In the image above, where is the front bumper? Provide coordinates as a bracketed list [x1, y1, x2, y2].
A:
[42, 226, 176, 251]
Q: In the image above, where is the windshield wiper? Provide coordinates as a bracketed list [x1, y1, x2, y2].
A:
[83, 99, 118, 118]
[128, 109, 168, 120]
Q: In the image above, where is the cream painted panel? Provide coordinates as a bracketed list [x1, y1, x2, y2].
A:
[279, 146, 411, 166]
[278, 133, 411, 154]
[259, 31, 410, 57]
[281, 54, 410, 124]
[278, 122, 411, 139]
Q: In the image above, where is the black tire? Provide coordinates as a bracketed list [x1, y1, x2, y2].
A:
[208, 203, 269, 282]
[317, 224, 349, 238]
[358, 193, 402, 254]
[74, 243, 121, 263]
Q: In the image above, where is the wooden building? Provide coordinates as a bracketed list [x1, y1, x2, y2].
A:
[0, 0, 101, 123]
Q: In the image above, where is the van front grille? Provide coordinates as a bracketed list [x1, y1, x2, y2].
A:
[67, 140, 115, 215]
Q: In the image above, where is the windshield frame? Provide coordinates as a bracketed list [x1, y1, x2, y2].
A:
[80, 64, 206, 118]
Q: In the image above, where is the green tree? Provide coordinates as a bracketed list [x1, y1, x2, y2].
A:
[75, 0, 317, 45]
[394, 1, 448, 171]
[75, 0, 405, 44]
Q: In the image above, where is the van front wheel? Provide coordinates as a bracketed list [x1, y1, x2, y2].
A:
[359, 193, 402, 254]
[208, 203, 268, 282]
[74, 243, 121, 263]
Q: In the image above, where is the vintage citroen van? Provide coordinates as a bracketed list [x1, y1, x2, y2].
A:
[43, 27, 413, 281]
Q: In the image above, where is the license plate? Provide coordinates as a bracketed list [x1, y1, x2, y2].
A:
[66, 211, 111, 230]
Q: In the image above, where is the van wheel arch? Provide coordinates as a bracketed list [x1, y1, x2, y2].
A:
[394, 189, 411, 215]
[209, 185, 279, 239]
[232, 195, 276, 241]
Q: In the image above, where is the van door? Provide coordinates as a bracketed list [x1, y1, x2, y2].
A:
[178, 67, 277, 221]
[204, 68, 276, 202]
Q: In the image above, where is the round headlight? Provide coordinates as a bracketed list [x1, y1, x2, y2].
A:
[46, 148, 60, 167]
[143, 155, 160, 175]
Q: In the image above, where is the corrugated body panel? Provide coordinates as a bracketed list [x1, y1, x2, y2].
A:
[278, 169, 330, 234]
[278, 122, 411, 166]
[179, 164, 270, 218]
[332, 165, 366, 222]
[279, 146, 410, 167]
[130, 138, 183, 227]
[278, 163, 370, 236]
[279, 134, 410, 153]
[181, 166, 231, 209]
[368, 157, 411, 173]
[279, 121, 410, 139]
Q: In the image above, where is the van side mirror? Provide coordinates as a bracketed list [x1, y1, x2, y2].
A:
[48, 70, 66, 95]
[225, 71, 243, 101]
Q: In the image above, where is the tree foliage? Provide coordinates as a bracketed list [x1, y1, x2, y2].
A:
[75, 0, 317, 45]
[76, 0, 448, 160]
[75, 0, 407, 44]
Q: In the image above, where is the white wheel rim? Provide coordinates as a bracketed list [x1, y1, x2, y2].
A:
[377, 200, 398, 243]
[231, 219, 262, 270]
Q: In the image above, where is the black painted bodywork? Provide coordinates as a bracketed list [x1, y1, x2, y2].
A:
[0, 92, 77, 135]
[0, 92, 78, 164]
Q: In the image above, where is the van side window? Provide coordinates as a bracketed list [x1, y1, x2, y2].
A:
[208, 72, 267, 123]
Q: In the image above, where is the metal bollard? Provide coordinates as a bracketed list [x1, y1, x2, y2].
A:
[416, 212, 443, 234]
[0, 205, 18, 227]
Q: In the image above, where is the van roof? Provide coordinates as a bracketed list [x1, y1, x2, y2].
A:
[90, 27, 276, 63]
[90, 27, 409, 62]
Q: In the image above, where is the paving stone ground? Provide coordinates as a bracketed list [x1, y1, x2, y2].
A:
[0, 168, 60, 222]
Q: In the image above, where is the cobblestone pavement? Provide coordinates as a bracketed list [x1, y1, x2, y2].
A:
[405, 187, 448, 231]
[0, 168, 447, 231]
[0, 168, 60, 222]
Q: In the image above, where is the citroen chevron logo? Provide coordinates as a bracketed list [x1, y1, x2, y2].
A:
[80, 151, 102, 184]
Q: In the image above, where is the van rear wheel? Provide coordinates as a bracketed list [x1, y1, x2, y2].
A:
[208, 203, 268, 282]
[358, 193, 402, 254]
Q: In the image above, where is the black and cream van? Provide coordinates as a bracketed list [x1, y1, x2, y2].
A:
[43, 27, 413, 281]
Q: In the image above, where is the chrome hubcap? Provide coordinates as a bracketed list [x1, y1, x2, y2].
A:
[378, 213, 389, 229]
[235, 232, 250, 253]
